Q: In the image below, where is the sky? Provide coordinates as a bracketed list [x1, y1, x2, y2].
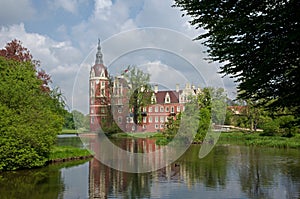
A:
[0, 0, 237, 114]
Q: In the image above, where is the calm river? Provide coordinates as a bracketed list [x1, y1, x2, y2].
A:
[0, 135, 299, 199]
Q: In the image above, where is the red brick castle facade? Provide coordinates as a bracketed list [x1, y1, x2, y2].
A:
[89, 40, 201, 132]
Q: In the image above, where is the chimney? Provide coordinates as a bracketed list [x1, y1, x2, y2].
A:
[176, 84, 179, 92]
[154, 84, 158, 93]
[185, 83, 190, 89]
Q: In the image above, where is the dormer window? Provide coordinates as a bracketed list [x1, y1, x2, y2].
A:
[100, 69, 105, 77]
[151, 93, 156, 104]
[165, 92, 170, 104]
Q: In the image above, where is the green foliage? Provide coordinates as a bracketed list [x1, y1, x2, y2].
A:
[195, 88, 212, 142]
[210, 87, 227, 125]
[163, 113, 181, 139]
[63, 111, 75, 129]
[123, 66, 152, 127]
[0, 57, 64, 171]
[261, 114, 298, 137]
[174, 0, 300, 123]
[196, 108, 211, 142]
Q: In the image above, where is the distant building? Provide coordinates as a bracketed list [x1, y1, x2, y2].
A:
[89, 40, 201, 132]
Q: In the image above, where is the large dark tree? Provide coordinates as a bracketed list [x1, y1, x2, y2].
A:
[173, 0, 300, 121]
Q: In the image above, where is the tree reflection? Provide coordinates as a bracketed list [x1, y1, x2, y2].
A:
[238, 147, 282, 198]
[0, 159, 91, 199]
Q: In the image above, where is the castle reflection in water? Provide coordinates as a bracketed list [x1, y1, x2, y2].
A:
[85, 135, 184, 198]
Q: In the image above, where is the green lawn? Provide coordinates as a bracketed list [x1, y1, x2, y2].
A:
[219, 131, 300, 148]
[49, 146, 93, 162]
[109, 132, 164, 139]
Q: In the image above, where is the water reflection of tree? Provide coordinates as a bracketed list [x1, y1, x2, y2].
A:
[238, 147, 273, 198]
[280, 149, 300, 199]
[177, 145, 228, 188]
[0, 160, 87, 199]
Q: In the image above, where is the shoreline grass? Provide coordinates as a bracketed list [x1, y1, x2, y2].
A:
[49, 146, 93, 163]
[108, 132, 164, 139]
[218, 131, 300, 149]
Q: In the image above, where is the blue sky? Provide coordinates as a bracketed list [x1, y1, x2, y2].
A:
[0, 0, 236, 113]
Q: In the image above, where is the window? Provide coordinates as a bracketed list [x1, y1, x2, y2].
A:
[91, 117, 94, 124]
[126, 117, 130, 123]
[118, 116, 122, 124]
[155, 106, 159, 112]
[143, 107, 147, 112]
[149, 116, 152, 123]
[166, 97, 170, 103]
[149, 107, 153, 112]
[160, 124, 164, 129]
[143, 125, 146, 129]
[118, 99, 122, 105]
[160, 107, 164, 112]
[155, 116, 159, 123]
[118, 107, 122, 113]
[151, 94, 156, 104]
[160, 116, 164, 123]
[91, 109, 94, 114]
[177, 106, 180, 112]
[165, 117, 168, 122]
[165, 92, 171, 103]
[143, 117, 147, 123]
[155, 124, 159, 129]
[165, 107, 169, 112]
[171, 106, 174, 113]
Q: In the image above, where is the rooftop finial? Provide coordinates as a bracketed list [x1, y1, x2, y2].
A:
[95, 38, 103, 64]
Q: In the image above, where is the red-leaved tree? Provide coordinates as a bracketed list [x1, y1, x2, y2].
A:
[0, 39, 51, 92]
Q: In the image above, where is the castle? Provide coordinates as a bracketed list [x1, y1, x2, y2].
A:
[89, 40, 201, 132]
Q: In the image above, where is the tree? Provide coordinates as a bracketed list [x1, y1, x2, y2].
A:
[0, 57, 65, 170]
[0, 39, 52, 92]
[123, 66, 152, 130]
[196, 88, 212, 142]
[173, 0, 300, 123]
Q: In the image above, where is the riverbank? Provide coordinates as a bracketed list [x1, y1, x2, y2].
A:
[218, 131, 300, 149]
[108, 132, 164, 139]
[109, 131, 300, 149]
[49, 146, 93, 163]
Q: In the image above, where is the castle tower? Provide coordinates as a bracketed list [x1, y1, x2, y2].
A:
[89, 39, 110, 132]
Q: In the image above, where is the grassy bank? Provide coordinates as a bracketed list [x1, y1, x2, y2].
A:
[109, 132, 164, 139]
[60, 128, 90, 134]
[49, 146, 93, 163]
[219, 131, 300, 148]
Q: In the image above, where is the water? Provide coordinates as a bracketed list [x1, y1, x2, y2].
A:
[0, 136, 299, 199]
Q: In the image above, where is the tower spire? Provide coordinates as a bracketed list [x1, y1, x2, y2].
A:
[95, 38, 103, 64]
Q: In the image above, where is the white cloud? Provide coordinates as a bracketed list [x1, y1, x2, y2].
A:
[0, 0, 237, 112]
[0, 23, 83, 107]
[0, 0, 35, 25]
[52, 0, 79, 14]
[140, 61, 188, 89]
[94, 0, 112, 20]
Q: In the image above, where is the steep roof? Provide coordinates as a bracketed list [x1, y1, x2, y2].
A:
[155, 90, 179, 104]
[92, 63, 108, 77]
